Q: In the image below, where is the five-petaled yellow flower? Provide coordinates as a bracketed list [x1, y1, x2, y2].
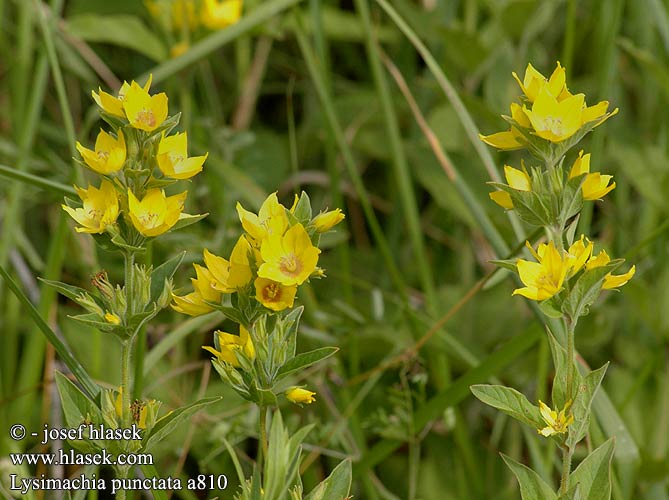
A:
[586, 249, 636, 290]
[128, 188, 186, 237]
[201, 0, 242, 30]
[236, 193, 289, 246]
[523, 87, 585, 143]
[92, 76, 152, 118]
[285, 387, 316, 405]
[537, 400, 574, 437]
[254, 277, 297, 311]
[123, 80, 168, 132]
[258, 223, 320, 286]
[489, 164, 532, 209]
[62, 180, 119, 234]
[312, 208, 345, 232]
[513, 241, 570, 301]
[569, 150, 616, 200]
[157, 132, 208, 179]
[76, 129, 126, 175]
[202, 325, 255, 368]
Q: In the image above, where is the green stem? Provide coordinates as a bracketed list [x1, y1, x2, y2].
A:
[121, 341, 133, 429]
[559, 316, 576, 494]
[258, 405, 268, 472]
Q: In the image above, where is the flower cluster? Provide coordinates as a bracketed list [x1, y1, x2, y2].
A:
[172, 192, 344, 316]
[480, 62, 618, 159]
[513, 237, 635, 303]
[172, 192, 343, 406]
[63, 76, 205, 247]
[146, 0, 243, 57]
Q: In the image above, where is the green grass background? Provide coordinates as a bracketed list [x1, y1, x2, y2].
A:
[0, 0, 668, 498]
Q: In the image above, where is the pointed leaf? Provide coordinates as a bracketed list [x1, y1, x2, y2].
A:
[567, 363, 609, 448]
[276, 347, 339, 381]
[304, 459, 352, 500]
[150, 251, 185, 303]
[502, 454, 557, 500]
[569, 438, 615, 500]
[471, 385, 543, 429]
[142, 396, 222, 452]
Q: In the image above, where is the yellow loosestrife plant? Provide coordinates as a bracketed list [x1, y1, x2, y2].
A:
[471, 62, 634, 499]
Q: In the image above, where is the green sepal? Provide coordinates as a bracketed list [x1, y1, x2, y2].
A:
[470, 384, 544, 429]
[148, 112, 181, 139]
[141, 396, 222, 453]
[539, 296, 564, 319]
[566, 363, 609, 449]
[501, 453, 557, 500]
[568, 438, 615, 500]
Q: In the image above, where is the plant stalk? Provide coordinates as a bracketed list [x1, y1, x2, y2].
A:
[559, 316, 576, 494]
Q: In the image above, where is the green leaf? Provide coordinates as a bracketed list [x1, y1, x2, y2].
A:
[562, 260, 624, 319]
[539, 297, 565, 319]
[150, 251, 185, 303]
[142, 396, 222, 452]
[470, 384, 543, 429]
[169, 213, 208, 233]
[55, 372, 102, 453]
[569, 438, 615, 500]
[559, 484, 582, 500]
[547, 329, 581, 410]
[559, 175, 585, 226]
[65, 14, 167, 62]
[275, 347, 339, 381]
[291, 191, 313, 224]
[39, 278, 89, 302]
[567, 363, 609, 449]
[501, 454, 557, 500]
[304, 459, 352, 500]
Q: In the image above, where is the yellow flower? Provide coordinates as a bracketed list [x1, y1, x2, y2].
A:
[92, 76, 153, 118]
[202, 325, 255, 368]
[568, 150, 616, 200]
[157, 132, 208, 179]
[62, 180, 119, 234]
[513, 241, 570, 301]
[479, 104, 529, 150]
[201, 0, 242, 30]
[123, 80, 168, 132]
[258, 223, 321, 286]
[524, 86, 585, 143]
[312, 208, 345, 232]
[586, 250, 636, 290]
[203, 236, 252, 292]
[76, 130, 126, 175]
[127, 188, 187, 237]
[104, 312, 122, 325]
[489, 164, 531, 209]
[285, 387, 316, 405]
[254, 277, 297, 311]
[236, 193, 289, 245]
[538, 400, 574, 437]
[566, 235, 593, 276]
[171, 264, 222, 316]
[512, 62, 566, 102]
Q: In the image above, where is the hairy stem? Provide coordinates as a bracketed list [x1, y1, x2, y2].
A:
[559, 317, 576, 494]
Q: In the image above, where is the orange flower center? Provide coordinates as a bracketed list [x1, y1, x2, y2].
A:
[135, 108, 156, 128]
[262, 282, 280, 301]
[279, 254, 301, 277]
[542, 116, 565, 136]
[97, 150, 110, 161]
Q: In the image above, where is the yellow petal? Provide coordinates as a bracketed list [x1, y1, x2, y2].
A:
[603, 265, 635, 289]
[504, 165, 531, 191]
[489, 190, 513, 209]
